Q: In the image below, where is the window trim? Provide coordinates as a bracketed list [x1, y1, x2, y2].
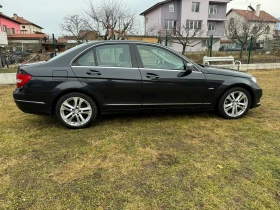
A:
[133, 44, 200, 72]
[187, 20, 202, 30]
[209, 5, 218, 14]
[208, 22, 216, 31]
[192, 2, 200, 13]
[169, 4, 175, 12]
[71, 43, 138, 68]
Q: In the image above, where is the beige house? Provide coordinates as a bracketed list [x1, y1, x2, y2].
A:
[226, 5, 279, 43]
[12, 14, 43, 34]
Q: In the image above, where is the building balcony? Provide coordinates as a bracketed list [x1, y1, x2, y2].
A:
[208, 14, 226, 21]
[207, 30, 224, 37]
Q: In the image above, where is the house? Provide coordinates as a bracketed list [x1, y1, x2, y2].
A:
[226, 5, 280, 46]
[140, 0, 231, 52]
[0, 12, 21, 45]
[12, 14, 43, 34]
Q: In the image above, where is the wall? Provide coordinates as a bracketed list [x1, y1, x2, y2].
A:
[169, 38, 220, 53]
[0, 32, 8, 45]
[8, 39, 41, 44]
[208, 3, 227, 20]
[145, 6, 162, 35]
[20, 24, 42, 34]
[161, 0, 182, 29]
[0, 17, 20, 34]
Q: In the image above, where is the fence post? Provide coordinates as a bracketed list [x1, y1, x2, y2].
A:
[209, 35, 213, 57]
[248, 36, 253, 64]
[165, 35, 168, 46]
[52, 34, 56, 57]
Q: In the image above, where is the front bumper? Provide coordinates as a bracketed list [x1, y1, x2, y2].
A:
[252, 88, 262, 108]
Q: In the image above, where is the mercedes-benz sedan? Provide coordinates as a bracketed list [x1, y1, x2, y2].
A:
[14, 41, 262, 128]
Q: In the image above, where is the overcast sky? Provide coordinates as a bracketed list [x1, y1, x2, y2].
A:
[0, 0, 279, 35]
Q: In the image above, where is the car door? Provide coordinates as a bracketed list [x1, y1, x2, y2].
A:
[134, 44, 207, 108]
[71, 43, 142, 110]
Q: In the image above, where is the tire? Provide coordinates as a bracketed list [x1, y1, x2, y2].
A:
[55, 92, 97, 129]
[217, 87, 251, 119]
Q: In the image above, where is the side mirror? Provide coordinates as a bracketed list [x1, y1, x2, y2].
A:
[177, 63, 192, 77]
[185, 63, 193, 74]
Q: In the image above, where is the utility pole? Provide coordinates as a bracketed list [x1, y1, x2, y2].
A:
[248, 36, 253, 64]
[52, 34, 56, 57]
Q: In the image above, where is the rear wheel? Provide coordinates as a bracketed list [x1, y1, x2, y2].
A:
[55, 92, 97, 128]
[218, 87, 251, 119]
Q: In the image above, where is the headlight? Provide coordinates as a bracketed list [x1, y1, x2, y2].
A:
[251, 77, 258, 84]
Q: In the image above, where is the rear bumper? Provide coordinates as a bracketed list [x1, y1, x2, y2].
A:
[13, 89, 52, 115]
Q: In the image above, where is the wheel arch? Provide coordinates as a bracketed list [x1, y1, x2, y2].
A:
[51, 89, 102, 115]
[215, 83, 256, 109]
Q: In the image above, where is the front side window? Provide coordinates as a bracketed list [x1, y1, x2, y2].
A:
[187, 20, 202, 30]
[136, 45, 185, 70]
[95, 44, 132, 68]
[74, 50, 96, 66]
[169, 4, 175, 12]
[192, 2, 200, 12]
[209, 5, 218, 14]
[208, 22, 216, 31]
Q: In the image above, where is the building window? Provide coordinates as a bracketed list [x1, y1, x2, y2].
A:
[3, 26, 7, 32]
[12, 28, 15, 34]
[208, 22, 216, 31]
[265, 26, 270, 34]
[187, 20, 202, 30]
[192, 2, 200, 12]
[169, 4, 175, 12]
[22, 26, 25, 29]
[165, 19, 177, 34]
[202, 40, 210, 47]
[209, 5, 218, 14]
[229, 18, 234, 24]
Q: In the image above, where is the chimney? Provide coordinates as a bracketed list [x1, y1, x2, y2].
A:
[13, 13, 18, 20]
[256, 4, 261, 17]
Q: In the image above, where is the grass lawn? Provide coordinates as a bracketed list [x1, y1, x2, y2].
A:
[0, 68, 17, 74]
[0, 70, 280, 209]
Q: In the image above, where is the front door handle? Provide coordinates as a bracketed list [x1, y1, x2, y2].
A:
[86, 69, 101, 76]
[146, 73, 160, 80]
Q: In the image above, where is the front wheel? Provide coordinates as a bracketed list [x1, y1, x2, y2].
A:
[55, 92, 97, 129]
[218, 87, 251, 119]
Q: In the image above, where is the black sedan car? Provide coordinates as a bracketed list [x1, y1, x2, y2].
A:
[14, 41, 262, 128]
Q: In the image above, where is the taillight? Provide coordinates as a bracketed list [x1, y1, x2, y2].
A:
[16, 73, 32, 88]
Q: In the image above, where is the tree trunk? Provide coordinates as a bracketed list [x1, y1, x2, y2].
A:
[182, 45, 186, 55]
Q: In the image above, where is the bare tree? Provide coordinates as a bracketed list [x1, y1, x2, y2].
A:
[60, 15, 89, 44]
[169, 22, 204, 55]
[225, 16, 269, 59]
[85, 0, 138, 40]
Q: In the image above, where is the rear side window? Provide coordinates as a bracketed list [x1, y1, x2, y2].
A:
[74, 50, 96, 66]
[95, 44, 132, 68]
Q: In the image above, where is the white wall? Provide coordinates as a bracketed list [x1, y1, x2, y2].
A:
[0, 32, 8, 45]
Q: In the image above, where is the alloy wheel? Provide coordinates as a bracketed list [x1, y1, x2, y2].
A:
[223, 91, 248, 118]
[60, 97, 92, 127]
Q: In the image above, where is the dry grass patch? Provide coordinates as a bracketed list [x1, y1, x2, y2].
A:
[0, 70, 280, 209]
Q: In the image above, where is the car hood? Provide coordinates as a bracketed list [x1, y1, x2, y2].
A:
[203, 66, 252, 78]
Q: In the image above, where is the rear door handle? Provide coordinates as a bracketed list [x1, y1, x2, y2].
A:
[146, 73, 160, 80]
[86, 69, 101, 76]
